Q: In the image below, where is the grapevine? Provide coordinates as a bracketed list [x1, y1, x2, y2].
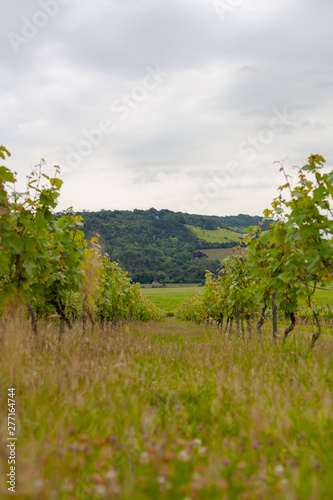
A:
[0, 148, 163, 339]
[177, 154, 333, 347]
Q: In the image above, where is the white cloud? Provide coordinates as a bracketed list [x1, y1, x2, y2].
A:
[1, 0, 333, 217]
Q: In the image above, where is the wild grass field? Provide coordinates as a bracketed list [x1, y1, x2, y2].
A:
[1, 318, 333, 499]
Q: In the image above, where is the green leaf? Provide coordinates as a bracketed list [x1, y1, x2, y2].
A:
[0, 166, 15, 183]
[312, 185, 327, 203]
[8, 234, 24, 254]
[0, 146, 11, 160]
[326, 172, 333, 185]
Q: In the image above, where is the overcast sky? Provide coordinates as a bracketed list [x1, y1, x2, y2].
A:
[1, 0, 333, 217]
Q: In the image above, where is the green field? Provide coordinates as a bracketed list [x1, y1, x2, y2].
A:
[300, 287, 333, 307]
[142, 285, 201, 314]
[142, 283, 333, 316]
[2, 318, 333, 499]
[186, 225, 243, 243]
[203, 247, 249, 264]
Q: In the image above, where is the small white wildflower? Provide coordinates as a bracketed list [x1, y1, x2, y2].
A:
[274, 464, 284, 476]
[192, 438, 202, 447]
[198, 446, 208, 456]
[139, 451, 150, 464]
[62, 478, 74, 492]
[33, 479, 44, 490]
[105, 468, 118, 480]
[95, 484, 107, 497]
[178, 449, 191, 462]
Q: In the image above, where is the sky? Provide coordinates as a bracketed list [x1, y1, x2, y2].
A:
[1, 0, 333, 217]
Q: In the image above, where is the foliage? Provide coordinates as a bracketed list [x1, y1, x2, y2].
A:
[0, 154, 72, 309]
[177, 154, 333, 347]
[0, 148, 162, 334]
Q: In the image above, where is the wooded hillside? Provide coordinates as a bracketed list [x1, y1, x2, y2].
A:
[77, 208, 267, 283]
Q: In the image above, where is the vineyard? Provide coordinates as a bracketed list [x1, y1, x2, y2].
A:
[1, 149, 333, 499]
[1, 149, 333, 343]
[177, 154, 333, 348]
[0, 146, 163, 339]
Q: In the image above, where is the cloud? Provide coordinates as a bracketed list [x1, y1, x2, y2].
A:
[1, 0, 333, 216]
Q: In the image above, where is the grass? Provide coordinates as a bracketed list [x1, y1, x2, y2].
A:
[141, 284, 200, 289]
[185, 225, 243, 244]
[141, 283, 333, 315]
[142, 286, 201, 314]
[203, 247, 249, 264]
[1, 318, 333, 499]
[306, 287, 333, 307]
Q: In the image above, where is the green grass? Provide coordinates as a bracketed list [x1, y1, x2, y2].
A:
[203, 247, 249, 264]
[143, 283, 333, 316]
[186, 225, 243, 243]
[142, 286, 201, 314]
[308, 287, 333, 307]
[1, 319, 333, 499]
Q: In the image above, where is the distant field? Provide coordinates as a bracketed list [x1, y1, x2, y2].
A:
[186, 225, 243, 243]
[140, 283, 199, 289]
[142, 285, 201, 314]
[203, 247, 249, 263]
[142, 282, 333, 315]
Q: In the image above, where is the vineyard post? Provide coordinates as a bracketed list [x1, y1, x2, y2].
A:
[87, 309, 95, 334]
[82, 307, 87, 335]
[224, 317, 229, 336]
[256, 305, 266, 344]
[26, 302, 38, 336]
[309, 300, 321, 348]
[247, 316, 252, 338]
[236, 303, 240, 336]
[271, 293, 278, 340]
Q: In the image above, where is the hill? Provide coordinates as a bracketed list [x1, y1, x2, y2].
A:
[77, 208, 267, 283]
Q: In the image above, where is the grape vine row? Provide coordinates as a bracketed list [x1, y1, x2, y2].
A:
[177, 154, 333, 347]
[0, 147, 163, 339]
